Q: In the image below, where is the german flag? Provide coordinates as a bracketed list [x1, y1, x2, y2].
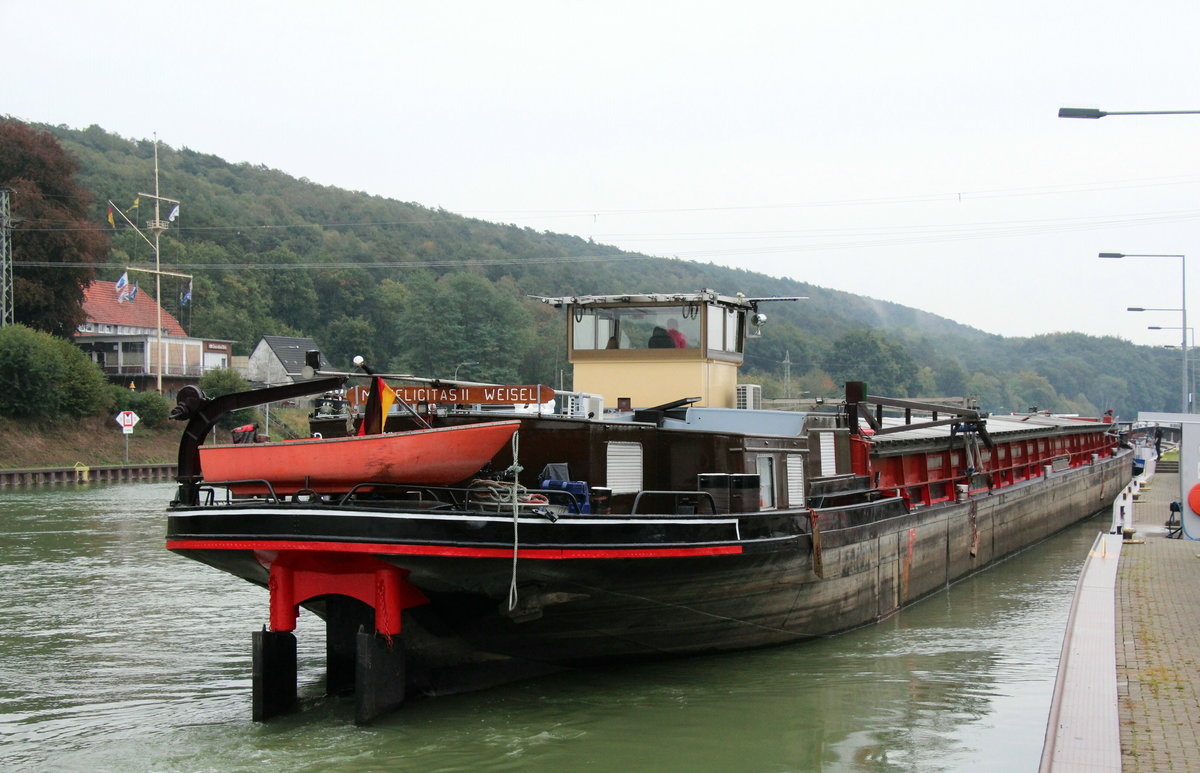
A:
[356, 377, 397, 436]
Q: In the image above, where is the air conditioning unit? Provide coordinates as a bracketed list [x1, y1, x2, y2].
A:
[563, 393, 605, 419]
[736, 384, 762, 410]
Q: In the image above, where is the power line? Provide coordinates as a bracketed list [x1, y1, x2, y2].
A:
[11, 172, 1200, 230]
[12, 252, 657, 271]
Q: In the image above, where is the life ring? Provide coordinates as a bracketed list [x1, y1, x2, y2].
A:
[1187, 483, 1200, 515]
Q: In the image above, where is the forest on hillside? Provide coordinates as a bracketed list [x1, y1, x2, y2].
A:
[4, 118, 1183, 420]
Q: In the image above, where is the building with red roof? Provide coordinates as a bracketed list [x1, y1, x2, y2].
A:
[74, 280, 235, 394]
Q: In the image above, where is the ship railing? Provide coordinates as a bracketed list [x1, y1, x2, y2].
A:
[191, 479, 576, 514]
[335, 482, 464, 509]
[193, 479, 740, 520]
[338, 482, 590, 517]
[196, 480, 284, 505]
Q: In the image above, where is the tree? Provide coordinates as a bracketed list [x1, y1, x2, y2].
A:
[933, 357, 968, 397]
[198, 368, 258, 431]
[49, 334, 112, 417]
[0, 119, 108, 336]
[820, 329, 918, 396]
[110, 386, 171, 428]
[0, 324, 110, 420]
[966, 370, 1005, 412]
[1005, 371, 1061, 413]
[393, 272, 534, 383]
[324, 314, 378, 370]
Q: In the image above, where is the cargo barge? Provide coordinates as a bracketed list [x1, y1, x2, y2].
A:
[165, 290, 1129, 723]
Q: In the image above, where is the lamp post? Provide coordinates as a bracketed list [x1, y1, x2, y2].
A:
[1058, 107, 1200, 119]
[1150, 327, 1196, 409]
[1102, 252, 1188, 412]
[453, 361, 478, 380]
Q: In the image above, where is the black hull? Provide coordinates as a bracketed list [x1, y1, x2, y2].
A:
[168, 453, 1128, 673]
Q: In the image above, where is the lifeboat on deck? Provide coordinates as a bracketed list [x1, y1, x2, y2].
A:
[198, 420, 520, 495]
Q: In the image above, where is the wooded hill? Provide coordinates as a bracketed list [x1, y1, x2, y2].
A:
[25, 121, 1181, 419]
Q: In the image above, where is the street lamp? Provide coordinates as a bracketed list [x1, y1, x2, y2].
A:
[453, 361, 478, 380]
[1059, 107, 1200, 119]
[1102, 252, 1188, 412]
[1151, 327, 1196, 411]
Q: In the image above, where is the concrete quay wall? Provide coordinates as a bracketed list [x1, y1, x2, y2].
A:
[0, 463, 176, 487]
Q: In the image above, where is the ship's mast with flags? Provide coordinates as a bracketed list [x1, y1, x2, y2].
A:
[107, 135, 190, 393]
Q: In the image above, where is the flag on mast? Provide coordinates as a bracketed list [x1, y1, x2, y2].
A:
[106, 207, 115, 228]
[114, 272, 128, 299]
[356, 377, 398, 436]
[168, 204, 180, 222]
[180, 279, 192, 307]
[130, 197, 140, 210]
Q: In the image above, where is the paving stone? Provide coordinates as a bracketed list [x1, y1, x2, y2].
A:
[1117, 472, 1200, 772]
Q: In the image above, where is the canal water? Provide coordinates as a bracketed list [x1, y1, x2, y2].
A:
[0, 483, 1105, 772]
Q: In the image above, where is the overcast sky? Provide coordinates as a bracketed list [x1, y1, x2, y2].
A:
[6, 1, 1200, 346]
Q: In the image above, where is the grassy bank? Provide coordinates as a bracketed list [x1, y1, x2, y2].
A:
[0, 415, 185, 469]
[0, 407, 315, 470]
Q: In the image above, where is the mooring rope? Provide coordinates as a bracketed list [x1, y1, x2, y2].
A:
[507, 431, 523, 611]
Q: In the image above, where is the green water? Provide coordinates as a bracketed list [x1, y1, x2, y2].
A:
[0, 483, 1104, 772]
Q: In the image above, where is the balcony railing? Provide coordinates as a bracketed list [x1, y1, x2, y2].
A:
[101, 364, 213, 377]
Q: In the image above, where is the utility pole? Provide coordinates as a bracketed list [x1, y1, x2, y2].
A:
[783, 350, 792, 399]
[1, 188, 13, 327]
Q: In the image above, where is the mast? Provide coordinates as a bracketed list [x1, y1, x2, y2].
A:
[139, 136, 180, 393]
[109, 136, 184, 393]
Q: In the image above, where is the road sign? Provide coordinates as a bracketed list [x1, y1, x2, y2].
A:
[115, 410, 140, 435]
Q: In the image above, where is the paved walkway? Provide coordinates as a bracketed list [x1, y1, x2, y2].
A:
[1042, 530, 1123, 772]
[1118, 472, 1200, 772]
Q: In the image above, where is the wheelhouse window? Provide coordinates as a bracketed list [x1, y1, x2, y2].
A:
[572, 305, 701, 351]
[706, 305, 744, 354]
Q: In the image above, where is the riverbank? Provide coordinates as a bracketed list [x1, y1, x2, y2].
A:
[0, 415, 184, 469]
